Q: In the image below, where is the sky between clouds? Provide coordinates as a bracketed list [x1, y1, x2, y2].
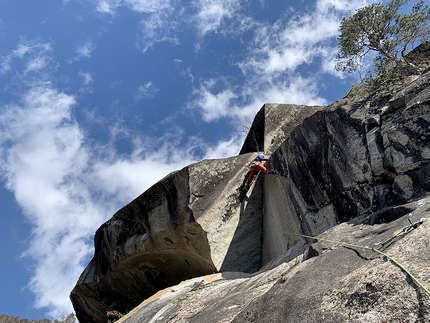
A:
[0, 0, 373, 319]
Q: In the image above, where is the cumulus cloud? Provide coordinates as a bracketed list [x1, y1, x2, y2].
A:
[190, 75, 327, 123]
[240, 0, 372, 78]
[189, 79, 236, 122]
[0, 86, 91, 315]
[203, 135, 243, 159]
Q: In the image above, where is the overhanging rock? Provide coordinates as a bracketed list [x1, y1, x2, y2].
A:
[70, 103, 323, 323]
[70, 43, 430, 323]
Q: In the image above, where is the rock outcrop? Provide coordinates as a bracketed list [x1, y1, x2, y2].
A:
[0, 315, 50, 323]
[71, 43, 430, 323]
[262, 70, 430, 265]
[70, 103, 325, 323]
[114, 198, 430, 323]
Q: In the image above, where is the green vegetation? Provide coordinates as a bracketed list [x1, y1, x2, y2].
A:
[335, 0, 430, 88]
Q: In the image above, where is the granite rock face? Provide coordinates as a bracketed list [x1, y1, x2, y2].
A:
[71, 43, 430, 323]
[70, 103, 323, 323]
[262, 68, 430, 264]
[117, 197, 430, 323]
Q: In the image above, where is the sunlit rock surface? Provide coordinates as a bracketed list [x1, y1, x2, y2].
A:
[71, 43, 430, 323]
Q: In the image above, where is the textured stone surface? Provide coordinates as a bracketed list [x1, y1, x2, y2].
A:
[117, 197, 430, 323]
[70, 154, 268, 323]
[239, 103, 325, 155]
[263, 62, 430, 265]
[70, 103, 323, 323]
[70, 167, 218, 323]
[71, 43, 430, 323]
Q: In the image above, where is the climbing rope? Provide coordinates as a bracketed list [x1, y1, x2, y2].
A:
[300, 217, 429, 297]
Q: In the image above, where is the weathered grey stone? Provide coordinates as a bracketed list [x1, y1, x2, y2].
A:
[115, 197, 430, 323]
[71, 43, 430, 323]
[70, 167, 218, 323]
[70, 102, 324, 323]
[239, 103, 325, 155]
[262, 59, 430, 265]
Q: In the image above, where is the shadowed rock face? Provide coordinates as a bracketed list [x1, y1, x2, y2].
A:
[71, 43, 430, 323]
[70, 168, 217, 323]
[262, 66, 430, 264]
[70, 103, 324, 323]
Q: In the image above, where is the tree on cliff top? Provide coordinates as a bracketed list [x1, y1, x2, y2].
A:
[335, 0, 430, 77]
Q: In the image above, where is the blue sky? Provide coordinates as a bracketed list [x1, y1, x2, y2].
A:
[0, 0, 375, 320]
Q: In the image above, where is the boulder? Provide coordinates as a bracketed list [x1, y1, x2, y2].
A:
[70, 103, 322, 323]
[71, 43, 430, 323]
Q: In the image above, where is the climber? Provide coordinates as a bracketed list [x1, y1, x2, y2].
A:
[242, 154, 270, 189]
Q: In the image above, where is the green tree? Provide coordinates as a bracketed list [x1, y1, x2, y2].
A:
[335, 0, 430, 76]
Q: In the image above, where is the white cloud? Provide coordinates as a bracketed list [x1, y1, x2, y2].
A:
[93, 0, 242, 51]
[78, 71, 94, 93]
[190, 79, 236, 122]
[79, 71, 93, 86]
[0, 86, 90, 315]
[239, 1, 371, 78]
[189, 72, 329, 124]
[25, 55, 50, 73]
[96, 0, 121, 15]
[124, 0, 171, 13]
[0, 85, 167, 316]
[72, 41, 95, 61]
[0, 55, 13, 74]
[137, 9, 179, 52]
[0, 82, 243, 317]
[203, 135, 243, 159]
[193, 0, 241, 36]
[189, 0, 373, 123]
[134, 82, 158, 100]
[92, 0, 179, 52]
[96, 0, 171, 15]
[258, 76, 327, 106]
[317, 0, 371, 12]
[12, 44, 33, 57]
[0, 39, 53, 75]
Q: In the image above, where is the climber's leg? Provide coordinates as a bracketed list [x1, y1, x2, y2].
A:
[244, 167, 258, 187]
[255, 163, 267, 173]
